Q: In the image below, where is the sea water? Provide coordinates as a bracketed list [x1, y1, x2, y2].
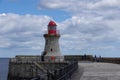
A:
[0, 58, 9, 80]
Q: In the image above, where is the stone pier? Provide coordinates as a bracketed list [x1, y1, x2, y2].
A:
[7, 56, 78, 80]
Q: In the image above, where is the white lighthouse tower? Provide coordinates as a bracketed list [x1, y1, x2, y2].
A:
[43, 21, 63, 61]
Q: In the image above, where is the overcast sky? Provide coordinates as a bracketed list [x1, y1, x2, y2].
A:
[0, 0, 120, 57]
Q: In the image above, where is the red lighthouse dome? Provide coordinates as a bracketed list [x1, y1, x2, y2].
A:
[48, 21, 57, 26]
[48, 21, 57, 34]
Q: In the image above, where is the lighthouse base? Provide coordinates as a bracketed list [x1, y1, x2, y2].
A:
[44, 56, 64, 62]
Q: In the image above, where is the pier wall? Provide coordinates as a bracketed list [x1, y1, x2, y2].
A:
[7, 56, 76, 80]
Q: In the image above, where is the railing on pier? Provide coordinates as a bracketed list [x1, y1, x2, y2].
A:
[31, 61, 78, 80]
[47, 61, 78, 80]
[9, 56, 42, 63]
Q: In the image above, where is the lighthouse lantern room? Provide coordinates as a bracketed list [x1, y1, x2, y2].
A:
[48, 21, 57, 34]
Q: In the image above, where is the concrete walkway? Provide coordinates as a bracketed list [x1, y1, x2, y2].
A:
[71, 62, 120, 80]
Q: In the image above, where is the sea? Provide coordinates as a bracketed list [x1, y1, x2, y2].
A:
[0, 58, 9, 80]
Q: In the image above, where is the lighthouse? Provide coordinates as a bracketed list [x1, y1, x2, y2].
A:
[42, 21, 63, 61]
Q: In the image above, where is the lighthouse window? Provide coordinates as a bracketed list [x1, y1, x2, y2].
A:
[51, 48, 53, 52]
[48, 26, 56, 30]
[46, 40, 48, 45]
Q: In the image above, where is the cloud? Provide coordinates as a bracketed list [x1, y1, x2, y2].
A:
[0, 13, 51, 52]
[89, 0, 120, 9]
[38, 0, 120, 45]
[58, 14, 120, 55]
[1, 0, 120, 56]
[38, 0, 120, 10]
[0, 12, 120, 57]
[38, 0, 120, 18]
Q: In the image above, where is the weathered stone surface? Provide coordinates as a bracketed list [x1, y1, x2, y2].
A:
[71, 62, 120, 80]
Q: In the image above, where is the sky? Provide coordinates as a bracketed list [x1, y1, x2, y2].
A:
[0, 0, 120, 57]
